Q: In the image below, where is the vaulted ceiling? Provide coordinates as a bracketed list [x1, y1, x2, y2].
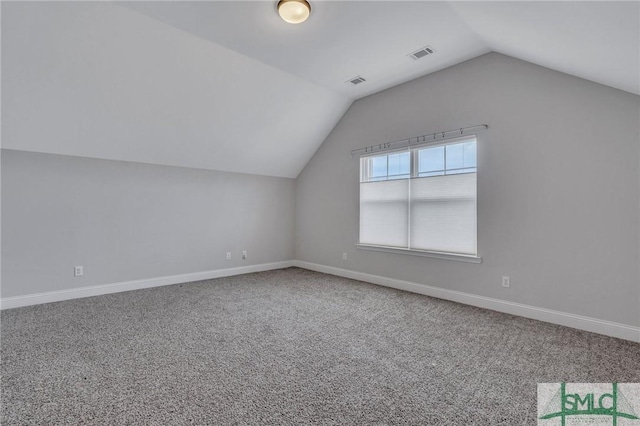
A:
[2, 1, 638, 178]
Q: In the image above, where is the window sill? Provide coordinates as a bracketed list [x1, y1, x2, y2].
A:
[355, 244, 482, 264]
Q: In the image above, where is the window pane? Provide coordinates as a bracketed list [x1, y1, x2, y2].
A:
[419, 146, 444, 174]
[463, 141, 476, 168]
[388, 152, 410, 178]
[371, 156, 387, 178]
[446, 143, 464, 170]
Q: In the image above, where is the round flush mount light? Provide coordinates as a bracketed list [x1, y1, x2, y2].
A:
[277, 0, 311, 24]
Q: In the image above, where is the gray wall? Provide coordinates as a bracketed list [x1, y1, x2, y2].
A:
[1, 149, 295, 298]
[295, 53, 640, 327]
[3, 52, 639, 329]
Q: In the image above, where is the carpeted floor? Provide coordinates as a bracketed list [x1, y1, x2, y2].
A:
[1, 267, 638, 425]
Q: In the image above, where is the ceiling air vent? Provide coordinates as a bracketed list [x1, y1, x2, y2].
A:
[408, 45, 435, 60]
[347, 75, 366, 85]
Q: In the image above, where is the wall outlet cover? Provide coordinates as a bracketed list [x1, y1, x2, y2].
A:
[74, 266, 84, 277]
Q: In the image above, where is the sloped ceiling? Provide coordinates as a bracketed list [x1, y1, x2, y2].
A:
[449, 1, 640, 96]
[120, 1, 491, 99]
[2, 1, 638, 178]
[1, 2, 351, 178]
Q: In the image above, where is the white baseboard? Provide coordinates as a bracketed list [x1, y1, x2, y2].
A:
[293, 260, 640, 343]
[4, 259, 638, 343]
[0, 261, 294, 310]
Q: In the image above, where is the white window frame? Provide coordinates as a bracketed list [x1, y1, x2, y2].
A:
[357, 135, 482, 264]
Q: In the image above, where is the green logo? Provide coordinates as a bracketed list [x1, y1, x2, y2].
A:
[538, 383, 639, 425]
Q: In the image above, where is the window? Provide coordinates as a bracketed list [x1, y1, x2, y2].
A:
[359, 136, 478, 258]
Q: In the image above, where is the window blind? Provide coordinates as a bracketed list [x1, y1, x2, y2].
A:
[409, 173, 476, 254]
[359, 179, 409, 248]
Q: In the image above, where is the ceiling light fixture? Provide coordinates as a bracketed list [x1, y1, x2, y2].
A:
[277, 0, 311, 24]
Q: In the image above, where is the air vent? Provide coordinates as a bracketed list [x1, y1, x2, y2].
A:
[408, 45, 435, 60]
[347, 75, 366, 85]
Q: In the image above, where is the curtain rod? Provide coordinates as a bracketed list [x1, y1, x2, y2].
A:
[350, 124, 488, 157]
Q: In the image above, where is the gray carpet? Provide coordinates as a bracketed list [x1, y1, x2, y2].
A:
[1, 267, 638, 425]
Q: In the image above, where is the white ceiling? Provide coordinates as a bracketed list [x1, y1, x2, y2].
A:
[121, 1, 492, 99]
[2, 1, 638, 178]
[2, 2, 351, 178]
[122, 1, 639, 97]
[449, 1, 640, 96]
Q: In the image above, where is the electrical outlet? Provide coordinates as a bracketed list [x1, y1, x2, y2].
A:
[342, 252, 347, 261]
[502, 276, 510, 288]
[74, 266, 84, 277]
[226, 252, 231, 260]
[242, 250, 247, 260]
